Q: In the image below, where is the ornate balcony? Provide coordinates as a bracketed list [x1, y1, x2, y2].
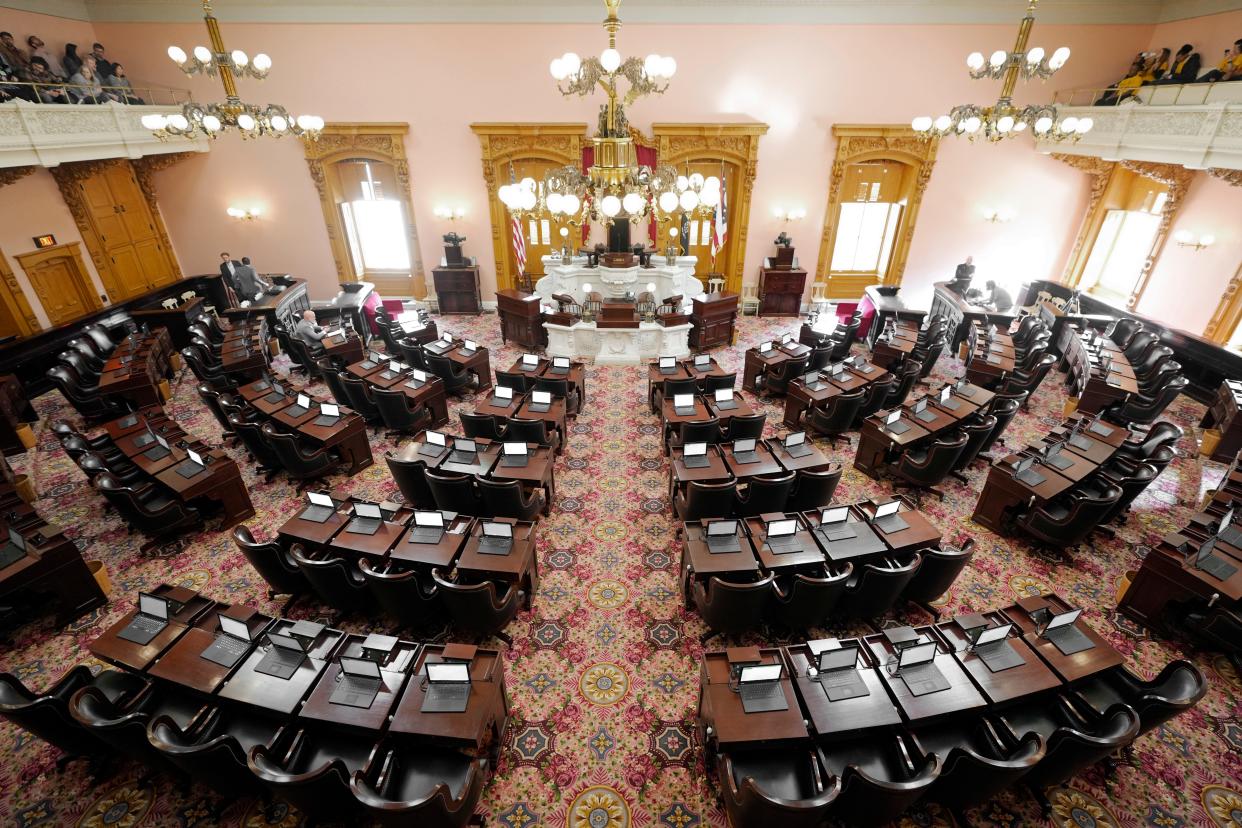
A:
[0, 101, 209, 168]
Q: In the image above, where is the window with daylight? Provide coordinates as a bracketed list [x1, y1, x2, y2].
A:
[830, 201, 903, 276]
[336, 159, 411, 274]
[1081, 209, 1161, 304]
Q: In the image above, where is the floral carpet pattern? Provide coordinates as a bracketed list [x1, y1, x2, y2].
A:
[0, 311, 1240, 828]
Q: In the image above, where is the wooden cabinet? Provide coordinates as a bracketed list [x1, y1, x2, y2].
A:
[433, 266, 482, 315]
[496, 289, 547, 349]
[758, 264, 807, 317]
[690, 292, 739, 350]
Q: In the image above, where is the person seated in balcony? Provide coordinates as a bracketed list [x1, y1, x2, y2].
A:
[1156, 44, 1201, 84]
[62, 43, 82, 78]
[1149, 48, 1172, 81]
[69, 59, 109, 104]
[105, 64, 143, 104]
[1199, 41, 1242, 82]
[26, 36, 65, 77]
[0, 59, 34, 103]
[90, 43, 115, 80]
[1095, 54, 1146, 105]
[24, 57, 69, 104]
[0, 32, 29, 72]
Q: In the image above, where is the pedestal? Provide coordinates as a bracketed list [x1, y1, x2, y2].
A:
[544, 319, 692, 366]
[536, 255, 703, 304]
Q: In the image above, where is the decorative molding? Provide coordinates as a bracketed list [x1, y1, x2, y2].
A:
[1208, 167, 1242, 187]
[131, 152, 192, 282]
[302, 122, 427, 298]
[1052, 153, 1116, 289]
[0, 102, 208, 169]
[0, 166, 36, 189]
[1118, 160, 1196, 310]
[1204, 262, 1242, 344]
[49, 159, 126, 303]
[815, 124, 939, 296]
[0, 246, 40, 338]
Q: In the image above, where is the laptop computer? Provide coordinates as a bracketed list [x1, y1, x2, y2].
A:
[816, 506, 857, 542]
[144, 434, 172, 461]
[460, 339, 479, 355]
[912, 398, 937, 423]
[419, 430, 448, 459]
[478, 521, 514, 554]
[491, 385, 515, 408]
[421, 661, 472, 713]
[733, 438, 759, 465]
[1038, 608, 1095, 655]
[757, 341, 775, 356]
[299, 491, 337, 523]
[970, 623, 1025, 672]
[378, 360, 404, 381]
[894, 641, 950, 696]
[407, 510, 446, 544]
[1216, 507, 1242, 549]
[672, 393, 696, 417]
[361, 632, 398, 665]
[713, 387, 738, 411]
[117, 592, 171, 645]
[783, 431, 812, 459]
[852, 355, 873, 374]
[884, 410, 911, 435]
[285, 393, 312, 419]
[1013, 455, 1046, 487]
[704, 518, 741, 554]
[954, 379, 976, 398]
[132, 428, 157, 449]
[263, 382, 288, 405]
[200, 613, 253, 667]
[693, 354, 712, 370]
[527, 390, 553, 414]
[764, 518, 802, 554]
[254, 631, 307, 679]
[424, 337, 452, 355]
[175, 448, 208, 479]
[330, 657, 383, 708]
[118, 413, 140, 429]
[1194, 537, 1238, 581]
[404, 368, 428, 389]
[520, 353, 540, 371]
[802, 371, 824, 392]
[682, 441, 711, 469]
[549, 356, 571, 375]
[500, 441, 529, 468]
[346, 502, 384, 535]
[313, 402, 341, 427]
[447, 437, 479, 466]
[737, 663, 788, 713]
[1043, 441, 1074, 471]
[937, 385, 960, 411]
[0, 527, 26, 569]
[871, 500, 909, 534]
[812, 643, 869, 701]
[658, 355, 677, 375]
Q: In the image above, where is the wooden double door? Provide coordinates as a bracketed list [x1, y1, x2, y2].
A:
[15, 243, 102, 327]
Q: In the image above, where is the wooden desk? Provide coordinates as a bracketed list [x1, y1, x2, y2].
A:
[1001, 594, 1124, 683]
[864, 629, 987, 723]
[690, 292, 739, 349]
[868, 505, 942, 554]
[298, 634, 420, 732]
[698, 648, 808, 749]
[489, 446, 555, 508]
[854, 414, 931, 480]
[758, 265, 806, 317]
[98, 328, 174, 409]
[217, 619, 346, 714]
[741, 348, 790, 394]
[237, 378, 374, 475]
[971, 456, 1075, 534]
[389, 644, 508, 754]
[391, 518, 471, 569]
[722, 441, 784, 480]
[0, 502, 107, 626]
[514, 397, 568, 448]
[783, 375, 841, 429]
[669, 445, 732, 499]
[745, 516, 825, 573]
[454, 518, 538, 605]
[0, 373, 36, 457]
[321, 331, 365, 366]
[784, 641, 902, 738]
[767, 438, 834, 474]
[706, 394, 755, 427]
[447, 343, 492, 391]
[155, 449, 255, 528]
[279, 508, 350, 550]
[328, 520, 408, 561]
[933, 612, 1060, 705]
[1061, 325, 1137, 415]
[1202, 380, 1242, 463]
[148, 604, 274, 695]
[89, 585, 214, 672]
[802, 507, 889, 564]
[496, 289, 547, 349]
[679, 521, 760, 599]
[473, 392, 523, 421]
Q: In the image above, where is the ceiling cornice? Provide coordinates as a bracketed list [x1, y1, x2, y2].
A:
[2, 0, 92, 21]
[1158, 0, 1242, 22]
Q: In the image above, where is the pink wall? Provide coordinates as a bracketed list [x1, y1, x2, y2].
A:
[82, 17, 1149, 305]
[1148, 9, 1242, 68]
[0, 7, 97, 76]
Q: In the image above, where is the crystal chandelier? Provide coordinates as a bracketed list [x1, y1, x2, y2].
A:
[140, 0, 323, 140]
[497, 0, 720, 225]
[911, 0, 1091, 143]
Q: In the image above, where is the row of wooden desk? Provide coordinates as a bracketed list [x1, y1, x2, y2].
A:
[741, 339, 814, 394]
[1201, 379, 1242, 464]
[870, 318, 920, 371]
[646, 355, 732, 409]
[397, 431, 557, 509]
[217, 318, 272, 383]
[669, 436, 834, 499]
[963, 320, 1015, 389]
[1059, 324, 1139, 415]
[854, 381, 996, 480]
[782, 357, 890, 429]
[342, 352, 451, 428]
[238, 377, 375, 475]
[97, 328, 175, 410]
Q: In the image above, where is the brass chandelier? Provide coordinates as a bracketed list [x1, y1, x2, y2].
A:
[911, 0, 1091, 142]
[141, 0, 323, 140]
[498, 0, 719, 225]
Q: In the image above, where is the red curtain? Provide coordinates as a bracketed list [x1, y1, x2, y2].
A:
[580, 144, 660, 246]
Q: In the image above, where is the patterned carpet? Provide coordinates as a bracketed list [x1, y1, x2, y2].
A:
[0, 311, 1240, 828]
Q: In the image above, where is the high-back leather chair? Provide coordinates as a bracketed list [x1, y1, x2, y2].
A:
[786, 465, 843, 513]
[1109, 375, 1186, 425]
[1072, 661, 1206, 738]
[181, 345, 236, 392]
[262, 423, 341, 486]
[1010, 315, 1041, 348]
[807, 343, 833, 372]
[289, 544, 368, 611]
[758, 357, 810, 397]
[903, 538, 974, 610]
[350, 742, 488, 828]
[820, 732, 942, 827]
[385, 452, 435, 509]
[230, 416, 281, 480]
[534, 376, 580, 416]
[425, 353, 476, 396]
[919, 720, 1044, 812]
[372, 388, 432, 436]
[831, 318, 862, 361]
[69, 678, 203, 771]
[398, 340, 428, 371]
[319, 365, 352, 407]
[148, 707, 280, 797]
[852, 374, 897, 427]
[914, 333, 946, 379]
[692, 574, 776, 642]
[66, 336, 105, 368]
[1016, 484, 1122, 562]
[1096, 461, 1159, 525]
[807, 389, 865, 447]
[1114, 421, 1181, 464]
[1131, 344, 1174, 380]
[47, 365, 125, 420]
[838, 552, 922, 618]
[669, 418, 721, 451]
[358, 559, 440, 629]
[734, 472, 796, 518]
[424, 469, 482, 514]
[82, 324, 116, 356]
[892, 432, 968, 504]
[999, 353, 1056, 403]
[770, 564, 852, 630]
[460, 412, 505, 440]
[652, 377, 698, 412]
[717, 750, 838, 828]
[725, 412, 766, 442]
[495, 369, 531, 393]
[477, 476, 546, 520]
[58, 350, 101, 384]
[189, 335, 222, 366]
[341, 375, 383, 424]
[673, 480, 737, 522]
[1123, 329, 1160, 363]
[232, 524, 307, 601]
[978, 396, 1024, 456]
[248, 726, 374, 821]
[1109, 318, 1143, 349]
[1000, 696, 1139, 795]
[286, 337, 323, 378]
[431, 570, 524, 644]
[1137, 359, 1181, 395]
[503, 418, 560, 452]
[949, 413, 997, 479]
[882, 359, 922, 409]
[187, 320, 222, 344]
[94, 471, 201, 541]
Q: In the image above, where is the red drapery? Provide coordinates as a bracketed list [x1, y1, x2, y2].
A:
[580, 143, 659, 246]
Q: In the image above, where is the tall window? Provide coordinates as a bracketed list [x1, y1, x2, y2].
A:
[1081, 204, 1163, 304]
[830, 201, 903, 275]
[336, 160, 410, 276]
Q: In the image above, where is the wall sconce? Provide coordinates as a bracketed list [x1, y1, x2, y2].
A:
[773, 207, 807, 222]
[433, 205, 466, 222]
[1174, 230, 1214, 251]
[982, 207, 1014, 223]
[227, 206, 261, 221]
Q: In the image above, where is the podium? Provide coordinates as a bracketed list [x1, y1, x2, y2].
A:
[597, 301, 640, 329]
[433, 265, 482, 314]
[496, 289, 547, 348]
[758, 260, 806, 317]
[690, 292, 739, 349]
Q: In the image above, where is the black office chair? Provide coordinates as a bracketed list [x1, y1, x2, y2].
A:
[1111, 421, 1182, 466]
[716, 749, 838, 828]
[351, 741, 488, 828]
[534, 376, 580, 417]
[181, 345, 237, 392]
[69, 678, 203, 773]
[398, 340, 429, 371]
[998, 353, 1056, 404]
[851, 374, 896, 427]
[46, 365, 127, 421]
[1109, 317, 1143, 350]
[424, 469, 483, 514]
[807, 389, 865, 447]
[74, 450, 146, 488]
[913, 333, 946, 380]
[882, 360, 922, 409]
[496, 369, 532, 393]
[65, 337, 105, 373]
[948, 413, 997, 480]
[1123, 329, 1160, 363]
[837, 552, 922, 618]
[734, 472, 796, 518]
[1137, 359, 1181, 396]
[1016, 484, 1123, 564]
[977, 395, 1025, 459]
[1094, 461, 1159, 527]
[785, 465, 843, 513]
[704, 373, 737, 394]
[94, 472, 202, 550]
[58, 350, 102, 385]
[917, 720, 1044, 814]
[903, 538, 975, 613]
[477, 476, 546, 520]
[82, 324, 116, 356]
[425, 353, 476, 397]
[890, 432, 968, 505]
[230, 416, 281, 481]
[820, 731, 942, 827]
[692, 574, 776, 642]
[341, 375, 383, 425]
[807, 343, 833, 372]
[668, 418, 721, 452]
[248, 726, 375, 822]
[385, 453, 435, 509]
[232, 524, 307, 605]
[431, 569, 524, 645]
[288, 544, 369, 612]
[460, 411, 505, 440]
[769, 564, 852, 630]
[673, 480, 737, 522]
[372, 388, 432, 438]
[1131, 344, 1175, 381]
[318, 366, 352, 407]
[148, 706, 282, 798]
[262, 424, 342, 489]
[725, 412, 766, 442]
[503, 417, 560, 453]
[830, 319, 861, 361]
[358, 559, 441, 630]
[756, 357, 809, 398]
[1071, 661, 1206, 738]
[1106, 375, 1187, 426]
[653, 377, 698, 412]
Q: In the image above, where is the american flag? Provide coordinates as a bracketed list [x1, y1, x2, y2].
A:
[711, 176, 728, 267]
[511, 214, 527, 275]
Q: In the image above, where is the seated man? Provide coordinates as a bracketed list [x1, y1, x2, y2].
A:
[24, 57, 70, 104]
[983, 280, 1014, 314]
[234, 257, 268, 300]
[295, 310, 329, 352]
[1199, 41, 1242, 82]
[1156, 44, 1201, 84]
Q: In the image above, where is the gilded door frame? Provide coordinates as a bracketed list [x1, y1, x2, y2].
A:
[0, 246, 39, 338]
[815, 125, 939, 299]
[303, 122, 427, 298]
[15, 242, 102, 326]
[1202, 168, 1242, 344]
[471, 123, 588, 292]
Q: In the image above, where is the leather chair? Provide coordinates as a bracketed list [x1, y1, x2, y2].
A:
[1180, 604, 1242, 656]
[378, 318, 403, 354]
[398, 340, 428, 371]
[495, 369, 531, 393]
[717, 749, 838, 828]
[673, 480, 737, 522]
[1137, 359, 1181, 396]
[66, 337, 105, 372]
[358, 559, 441, 630]
[913, 333, 946, 380]
[351, 742, 488, 828]
[148, 706, 281, 797]
[320, 365, 353, 407]
[94, 472, 202, 547]
[181, 346, 237, 392]
[837, 553, 922, 618]
[852, 374, 896, 427]
[807, 343, 833, 372]
[915, 316, 944, 348]
[807, 389, 865, 447]
[59, 432, 124, 465]
[704, 373, 737, 394]
[341, 375, 383, 424]
[734, 472, 796, 518]
[1016, 484, 1123, 563]
[725, 412, 766, 442]
[503, 417, 560, 453]
[460, 412, 505, 440]
[373, 388, 432, 438]
[785, 465, 843, 513]
[999, 353, 1056, 403]
[75, 450, 147, 488]
[431, 569, 524, 644]
[196, 384, 237, 437]
[477, 476, 546, 520]
[47, 365, 126, 420]
[891, 432, 968, 505]
[1123, 329, 1160, 363]
[882, 360, 922, 409]
[69, 678, 203, 772]
[58, 350, 101, 385]
[1131, 344, 1175, 380]
[1010, 315, 1041, 349]
[1107, 375, 1187, 425]
[534, 376, 581, 417]
[425, 353, 476, 397]
[669, 417, 721, 451]
[1015, 332, 1051, 367]
[424, 469, 483, 514]
[248, 726, 375, 821]
[652, 377, 698, 412]
[286, 338, 323, 378]
[50, 419, 112, 450]
[1071, 661, 1206, 737]
[82, 324, 116, 356]
[830, 318, 861, 361]
[232, 524, 307, 603]
[903, 538, 975, 611]
[1109, 317, 1143, 350]
[756, 357, 809, 397]
[262, 424, 341, 488]
[187, 320, 222, 344]
[385, 453, 435, 509]
[769, 564, 852, 629]
[230, 416, 281, 481]
[289, 544, 369, 611]
[978, 396, 1024, 457]
[917, 720, 1044, 812]
[820, 731, 941, 827]
[691, 574, 776, 642]
[950, 413, 997, 479]
[1094, 462, 1159, 526]
[1112, 421, 1182, 465]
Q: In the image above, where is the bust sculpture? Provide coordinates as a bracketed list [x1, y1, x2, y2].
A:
[774, 231, 793, 248]
[443, 231, 466, 247]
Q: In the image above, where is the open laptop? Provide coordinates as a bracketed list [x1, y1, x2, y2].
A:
[500, 442, 529, 468]
[1194, 537, 1238, 581]
[737, 663, 788, 713]
[704, 518, 741, 554]
[912, 398, 937, 424]
[1043, 440, 1074, 471]
[117, 592, 171, 645]
[1068, 423, 1095, 451]
[954, 379, 976, 398]
[358, 351, 383, 370]
[764, 518, 802, 554]
[1038, 608, 1095, 655]
[802, 371, 824, 392]
[132, 427, 157, 449]
[447, 437, 479, 466]
[732, 438, 759, 465]
[313, 402, 341, 427]
[404, 368, 429, 389]
[263, 382, 288, 405]
[421, 661, 472, 713]
[713, 387, 738, 411]
[378, 360, 404, 381]
[757, 341, 775, 356]
[672, 393, 696, 417]
[460, 339, 479, 355]
[852, 355, 873, 374]
[419, 430, 448, 459]
[175, 448, 208, 479]
[693, 354, 712, 370]
[970, 623, 1025, 672]
[0, 527, 26, 569]
[330, 657, 383, 708]
[491, 385, 515, 408]
[143, 434, 172, 461]
[658, 355, 677, 375]
[527, 390, 553, 414]
[254, 631, 307, 679]
[894, 641, 950, 696]
[200, 613, 252, 667]
[118, 413, 140, 430]
[937, 385, 960, 411]
[549, 356, 571, 375]
[520, 353, 540, 371]
[299, 491, 337, 523]
[811, 643, 868, 701]
[478, 520, 514, 554]
[424, 337, 452, 355]
[407, 510, 446, 544]
[285, 393, 312, 419]
[783, 431, 812, 459]
[1216, 507, 1242, 549]
[346, 502, 384, 535]
[870, 500, 909, 534]
[682, 441, 711, 469]
[1012, 455, 1046, 487]
[816, 506, 857, 542]
[884, 410, 910, 435]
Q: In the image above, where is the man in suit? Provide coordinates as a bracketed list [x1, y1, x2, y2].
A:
[295, 310, 329, 351]
[219, 252, 240, 282]
[234, 256, 266, 299]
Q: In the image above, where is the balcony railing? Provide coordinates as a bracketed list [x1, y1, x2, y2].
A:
[0, 77, 193, 107]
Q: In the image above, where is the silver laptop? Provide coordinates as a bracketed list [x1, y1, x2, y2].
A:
[285, 392, 312, 418]
[971, 623, 1025, 672]
[448, 437, 479, 466]
[331, 656, 383, 708]
[299, 491, 337, 523]
[346, 501, 384, 535]
[713, 387, 738, 411]
[405, 368, 429, 389]
[520, 353, 539, 371]
[527, 389, 553, 414]
[871, 500, 909, 534]
[732, 437, 759, 465]
[254, 631, 307, 679]
[478, 520, 514, 554]
[783, 430, 812, 458]
[817, 506, 856, 542]
[894, 641, 950, 696]
[491, 385, 515, 408]
[313, 402, 341, 427]
[407, 510, 446, 544]
[550, 356, 571, 375]
[658, 355, 677, 375]
[421, 661, 472, 713]
[812, 643, 868, 701]
[419, 430, 448, 459]
[1038, 608, 1094, 655]
[738, 663, 787, 713]
[672, 393, 696, 417]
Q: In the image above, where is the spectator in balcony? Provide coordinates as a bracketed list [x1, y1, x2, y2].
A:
[1150, 48, 1172, 80]
[91, 43, 115, 79]
[1095, 54, 1155, 105]
[25, 57, 70, 104]
[0, 32, 30, 71]
[62, 43, 82, 78]
[26, 36, 65, 76]
[0, 59, 34, 102]
[1156, 44, 1201, 84]
[105, 64, 143, 104]
[68, 60, 115, 104]
[1199, 42, 1242, 82]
